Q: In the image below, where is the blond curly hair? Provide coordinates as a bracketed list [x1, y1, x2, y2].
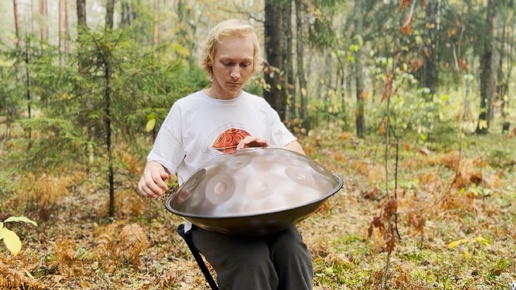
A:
[200, 19, 263, 78]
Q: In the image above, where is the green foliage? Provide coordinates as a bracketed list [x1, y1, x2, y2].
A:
[307, 0, 349, 50]
[309, 17, 338, 49]
[306, 81, 351, 132]
[488, 149, 510, 167]
[0, 28, 207, 174]
[369, 56, 458, 143]
[0, 48, 28, 125]
[15, 117, 92, 169]
[119, 1, 155, 45]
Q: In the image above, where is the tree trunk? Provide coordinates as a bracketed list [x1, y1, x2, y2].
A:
[476, 0, 497, 134]
[59, 0, 64, 51]
[354, 0, 365, 138]
[496, 11, 514, 121]
[76, 0, 87, 29]
[40, 0, 47, 42]
[64, 0, 70, 54]
[264, 0, 286, 120]
[104, 0, 116, 218]
[496, 10, 507, 118]
[24, 39, 33, 146]
[106, 0, 115, 29]
[422, 0, 439, 100]
[282, 0, 294, 122]
[121, 0, 134, 27]
[105, 60, 115, 218]
[76, 0, 87, 74]
[13, 0, 22, 49]
[502, 11, 514, 116]
[295, 0, 308, 125]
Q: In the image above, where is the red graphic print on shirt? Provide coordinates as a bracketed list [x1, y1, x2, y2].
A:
[212, 128, 251, 154]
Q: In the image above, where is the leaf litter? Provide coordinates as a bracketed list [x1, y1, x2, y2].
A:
[1, 132, 515, 289]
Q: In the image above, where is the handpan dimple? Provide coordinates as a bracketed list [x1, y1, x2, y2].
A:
[176, 169, 205, 203]
[227, 155, 252, 169]
[285, 166, 315, 187]
[272, 148, 305, 167]
[308, 159, 331, 176]
[271, 147, 296, 158]
[183, 169, 205, 193]
[205, 173, 235, 204]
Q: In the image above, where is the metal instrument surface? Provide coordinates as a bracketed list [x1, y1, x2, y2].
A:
[165, 147, 343, 236]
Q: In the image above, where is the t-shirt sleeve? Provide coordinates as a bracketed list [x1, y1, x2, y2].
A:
[146, 103, 185, 174]
[268, 105, 297, 147]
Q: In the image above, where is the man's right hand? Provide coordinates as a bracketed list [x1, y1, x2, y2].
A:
[138, 161, 169, 199]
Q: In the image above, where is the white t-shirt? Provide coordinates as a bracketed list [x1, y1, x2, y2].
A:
[147, 90, 297, 185]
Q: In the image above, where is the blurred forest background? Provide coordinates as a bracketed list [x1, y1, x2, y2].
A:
[1, 0, 515, 289]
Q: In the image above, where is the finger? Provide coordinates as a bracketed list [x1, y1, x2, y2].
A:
[138, 178, 160, 198]
[138, 178, 154, 198]
[154, 172, 169, 190]
[241, 139, 268, 149]
[247, 139, 268, 147]
[160, 171, 170, 183]
[236, 138, 249, 150]
[149, 176, 165, 194]
[139, 174, 167, 198]
[237, 136, 260, 149]
[236, 141, 244, 150]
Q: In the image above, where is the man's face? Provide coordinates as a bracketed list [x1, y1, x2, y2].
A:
[211, 36, 254, 98]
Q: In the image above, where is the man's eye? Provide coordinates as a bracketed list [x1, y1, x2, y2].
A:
[241, 63, 251, 67]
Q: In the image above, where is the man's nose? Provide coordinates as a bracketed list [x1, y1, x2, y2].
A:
[230, 67, 241, 78]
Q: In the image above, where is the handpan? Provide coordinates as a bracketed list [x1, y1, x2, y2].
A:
[165, 147, 343, 236]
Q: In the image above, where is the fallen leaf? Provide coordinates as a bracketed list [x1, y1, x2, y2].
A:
[448, 238, 468, 249]
[1, 227, 22, 255]
[419, 147, 431, 155]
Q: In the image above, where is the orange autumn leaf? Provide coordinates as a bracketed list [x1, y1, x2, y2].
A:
[381, 74, 393, 102]
[423, 46, 431, 58]
[401, 14, 413, 35]
[448, 28, 457, 38]
[412, 57, 424, 71]
[421, 0, 427, 9]
[385, 224, 397, 254]
[359, 90, 369, 100]
[399, 0, 411, 9]
[459, 59, 469, 71]
[334, 152, 346, 162]
[378, 117, 388, 135]
[337, 132, 354, 141]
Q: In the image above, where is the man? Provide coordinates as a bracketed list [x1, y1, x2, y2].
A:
[138, 19, 313, 290]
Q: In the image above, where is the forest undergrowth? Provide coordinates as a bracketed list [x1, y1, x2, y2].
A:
[1, 124, 515, 290]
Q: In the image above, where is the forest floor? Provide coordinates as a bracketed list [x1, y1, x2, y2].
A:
[1, 125, 516, 289]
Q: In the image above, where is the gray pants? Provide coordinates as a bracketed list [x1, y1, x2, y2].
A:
[190, 225, 313, 290]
